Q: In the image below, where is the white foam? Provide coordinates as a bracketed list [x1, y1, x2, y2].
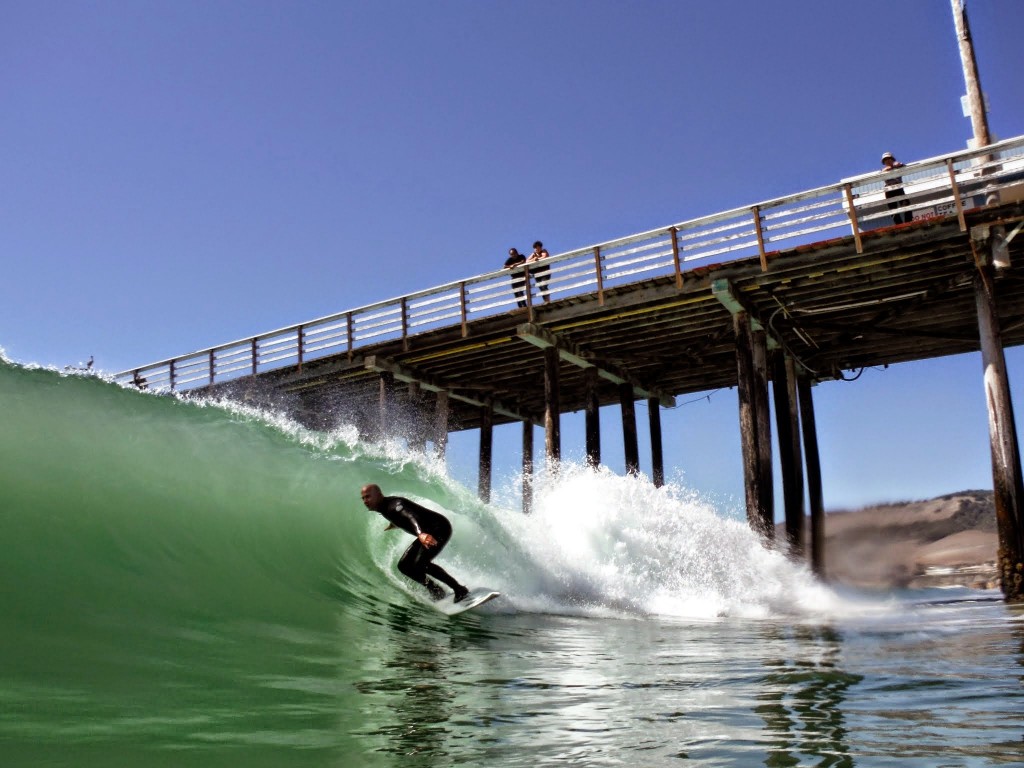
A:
[450, 464, 849, 621]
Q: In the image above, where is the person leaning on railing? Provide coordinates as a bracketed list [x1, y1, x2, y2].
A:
[881, 151, 912, 225]
[527, 240, 551, 303]
[504, 247, 528, 308]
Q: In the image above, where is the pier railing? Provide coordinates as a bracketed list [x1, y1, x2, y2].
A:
[117, 136, 1024, 392]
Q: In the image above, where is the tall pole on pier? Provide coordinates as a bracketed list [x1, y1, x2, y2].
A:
[951, 0, 991, 148]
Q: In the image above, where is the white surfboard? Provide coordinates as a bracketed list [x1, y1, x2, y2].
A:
[434, 588, 500, 616]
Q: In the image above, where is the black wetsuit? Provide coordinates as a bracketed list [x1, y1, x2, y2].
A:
[375, 496, 466, 600]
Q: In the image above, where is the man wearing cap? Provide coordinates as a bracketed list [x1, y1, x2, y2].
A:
[881, 152, 911, 224]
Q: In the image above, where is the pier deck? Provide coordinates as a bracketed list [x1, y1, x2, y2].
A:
[118, 136, 1024, 435]
[264, 209, 1024, 432]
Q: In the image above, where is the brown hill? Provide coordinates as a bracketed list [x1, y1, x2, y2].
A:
[783, 491, 1000, 589]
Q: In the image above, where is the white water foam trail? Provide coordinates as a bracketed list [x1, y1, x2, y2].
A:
[452, 464, 849, 620]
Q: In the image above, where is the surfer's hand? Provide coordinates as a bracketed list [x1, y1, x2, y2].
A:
[418, 533, 437, 548]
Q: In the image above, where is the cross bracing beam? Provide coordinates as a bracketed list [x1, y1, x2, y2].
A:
[711, 279, 775, 342]
[515, 322, 675, 408]
[710, 278, 819, 376]
[364, 355, 535, 424]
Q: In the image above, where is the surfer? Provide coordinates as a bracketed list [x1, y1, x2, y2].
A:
[360, 484, 470, 603]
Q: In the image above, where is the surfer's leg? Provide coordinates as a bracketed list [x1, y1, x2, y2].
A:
[398, 541, 446, 600]
[418, 524, 467, 599]
[425, 562, 468, 601]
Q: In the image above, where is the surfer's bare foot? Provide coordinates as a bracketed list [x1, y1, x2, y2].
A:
[453, 586, 470, 603]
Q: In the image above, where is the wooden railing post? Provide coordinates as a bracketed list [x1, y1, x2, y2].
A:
[946, 158, 968, 232]
[752, 205, 768, 271]
[208, 350, 215, 386]
[169, 360, 177, 391]
[401, 297, 409, 351]
[346, 312, 354, 361]
[251, 338, 258, 376]
[594, 246, 605, 306]
[670, 227, 682, 290]
[459, 282, 468, 337]
[524, 270, 534, 322]
[843, 183, 863, 254]
[297, 324, 304, 371]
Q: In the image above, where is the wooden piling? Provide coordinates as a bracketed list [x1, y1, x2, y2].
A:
[585, 367, 601, 467]
[772, 351, 805, 556]
[432, 390, 449, 460]
[378, 371, 395, 440]
[619, 382, 639, 476]
[974, 258, 1024, 601]
[522, 420, 534, 514]
[407, 381, 426, 453]
[544, 346, 561, 468]
[478, 404, 493, 503]
[797, 376, 825, 576]
[648, 396, 664, 487]
[734, 313, 768, 537]
[752, 329, 774, 538]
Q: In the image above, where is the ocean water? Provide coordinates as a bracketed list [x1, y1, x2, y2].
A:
[1, 359, 1022, 767]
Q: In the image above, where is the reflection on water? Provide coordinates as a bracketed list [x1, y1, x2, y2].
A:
[354, 604, 456, 765]
[345, 598, 1024, 767]
[755, 624, 859, 767]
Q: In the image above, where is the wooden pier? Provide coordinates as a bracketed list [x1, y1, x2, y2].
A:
[119, 137, 1024, 600]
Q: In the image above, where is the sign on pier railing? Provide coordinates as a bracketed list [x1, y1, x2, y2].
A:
[118, 136, 1024, 393]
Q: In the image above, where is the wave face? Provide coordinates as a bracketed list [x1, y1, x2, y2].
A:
[0, 360, 839, 763]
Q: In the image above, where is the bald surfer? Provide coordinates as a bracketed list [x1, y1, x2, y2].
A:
[360, 484, 470, 603]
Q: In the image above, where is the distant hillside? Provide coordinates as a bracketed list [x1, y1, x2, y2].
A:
[782, 491, 999, 589]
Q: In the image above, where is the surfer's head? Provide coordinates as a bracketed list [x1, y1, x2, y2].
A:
[360, 484, 384, 511]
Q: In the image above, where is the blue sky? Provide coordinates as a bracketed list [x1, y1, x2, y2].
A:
[3, 0, 1023, 512]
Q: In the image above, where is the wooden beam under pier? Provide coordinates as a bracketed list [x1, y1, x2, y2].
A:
[516, 323, 674, 408]
[364, 355, 533, 424]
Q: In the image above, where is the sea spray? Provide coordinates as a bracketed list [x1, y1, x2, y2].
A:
[465, 464, 838, 619]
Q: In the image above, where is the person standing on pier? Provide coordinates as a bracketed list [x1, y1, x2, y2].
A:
[504, 247, 528, 308]
[881, 151, 911, 225]
[527, 240, 551, 302]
